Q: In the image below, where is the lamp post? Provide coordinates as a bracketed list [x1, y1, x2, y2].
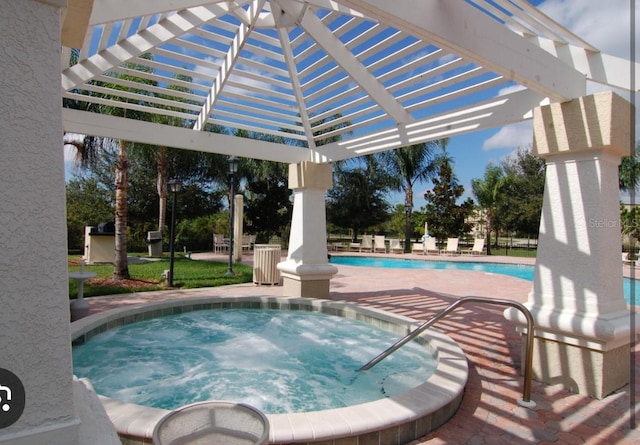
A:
[168, 179, 182, 286]
[226, 156, 239, 276]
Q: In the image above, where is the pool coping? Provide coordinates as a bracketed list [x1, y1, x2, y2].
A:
[71, 295, 468, 444]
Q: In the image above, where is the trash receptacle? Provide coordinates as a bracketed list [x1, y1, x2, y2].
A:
[253, 244, 281, 285]
[147, 231, 162, 257]
[153, 401, 269, 445]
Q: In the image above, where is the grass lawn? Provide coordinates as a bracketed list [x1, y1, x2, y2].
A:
[67, 255, 253, 299]
[488, 248, 537, 258]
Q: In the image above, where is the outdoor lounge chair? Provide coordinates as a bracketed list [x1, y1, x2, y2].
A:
[440, 237, 460, 255]
[374, 235, 386, 253]
[412, 242, 425, 254]
[464, 238, 485, 255]
[424, 237, 439, 255]
[389, 238, 403, 254]
[359, 234, 373, 253]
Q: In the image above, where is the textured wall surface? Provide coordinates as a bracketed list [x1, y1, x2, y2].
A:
[0, 0, 77, 440]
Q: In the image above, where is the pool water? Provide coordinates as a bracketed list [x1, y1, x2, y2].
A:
[329, 256, 639, 305]
[72, 309, 436, 414]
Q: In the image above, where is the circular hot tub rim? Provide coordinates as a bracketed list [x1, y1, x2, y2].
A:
[71, 295, 468, 445]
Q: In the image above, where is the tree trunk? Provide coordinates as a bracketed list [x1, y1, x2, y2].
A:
[114, 139, 130, 280]
[404, 186, 413, 252]
[485, 211, 493, 256]
[156, 147, 168, 230]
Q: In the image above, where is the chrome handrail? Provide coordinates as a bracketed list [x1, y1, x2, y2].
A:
[358, 296, 536, 408]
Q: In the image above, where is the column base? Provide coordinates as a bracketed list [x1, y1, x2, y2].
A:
[277, 261, 337, 299]
[282, 276, 331, 299]
[522, 335, 630, 399]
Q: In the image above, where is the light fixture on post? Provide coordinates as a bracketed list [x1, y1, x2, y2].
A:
[225, 156, 239, 276]
[168, 178, 182, 286]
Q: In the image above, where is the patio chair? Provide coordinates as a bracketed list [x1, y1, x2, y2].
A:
[359, 234, 373, 253]
[424, 237, 440, 255]
[440, 237, 460, 255]
[213, 233, 227, 253]
[389, 238, 404, 254]
[464, 238, 485, 255]
[412, 242, 425, 254]
[374, 235, 386, 253]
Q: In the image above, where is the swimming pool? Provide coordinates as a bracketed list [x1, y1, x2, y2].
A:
[329, 256, 639, 305]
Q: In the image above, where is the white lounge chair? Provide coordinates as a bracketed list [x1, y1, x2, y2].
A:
[424, 237, 439, 255]
[412, 242, 425, 254]
[440, 237, 460, 255]
[359, 234, 373, 253]
[374, 235, 386, 253]
[465, 238, 485, 255]
[389, 238, 403, 254]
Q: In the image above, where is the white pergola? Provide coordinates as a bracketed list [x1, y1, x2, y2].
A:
[0, 1, 637, 444]
[61, 0, 630, 162]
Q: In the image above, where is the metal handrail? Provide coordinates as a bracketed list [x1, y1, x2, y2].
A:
[358, 296, 536, 408]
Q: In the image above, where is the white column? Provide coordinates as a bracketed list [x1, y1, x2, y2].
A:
[277, 162, 337, 298]
[0, 0, 80, 443]
[504, 91, 638, 398]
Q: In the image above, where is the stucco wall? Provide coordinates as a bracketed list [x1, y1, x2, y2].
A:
[0, 0, 77, 440]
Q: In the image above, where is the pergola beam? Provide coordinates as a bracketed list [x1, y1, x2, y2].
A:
[313, 88, 545, 162]
[280, 0, 414, 125]
[529, 36, 640, 93]
[63, 108, 309, 164]
[62, 4, 227, 91]
[193, 0, 265, 131]
[341, 0, 587, 102]
[88, 0, 241, 25]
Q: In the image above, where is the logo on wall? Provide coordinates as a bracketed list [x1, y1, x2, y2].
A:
[0, 368, 25, 429]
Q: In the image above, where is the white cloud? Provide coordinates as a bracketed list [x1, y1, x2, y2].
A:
[497, 84, 526, 96]
[538, 0, 637, 59]
[482, 121, 533, 151]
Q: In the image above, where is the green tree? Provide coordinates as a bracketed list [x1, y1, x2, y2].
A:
[621, 203, 640, 244]
[245, 173, 292, 243]
[149, 74, 224, 230]
[500, 146, 545, 239]
[471, 164, 506, 255]
[424, 161, 474, 242]
[327, 163, 391, 240]
[620, 142, 640, 192]
[377, 140, 442, 251]
[66, 177, 114, 251]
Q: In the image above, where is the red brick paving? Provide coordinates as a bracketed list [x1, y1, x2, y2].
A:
[83, 252, 640, 444]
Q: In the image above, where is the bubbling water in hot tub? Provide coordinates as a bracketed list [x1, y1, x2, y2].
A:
[72, 308, 436, 414]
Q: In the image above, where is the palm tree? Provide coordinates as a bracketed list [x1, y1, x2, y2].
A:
[619, 142, 640, 193]
[64, 53, 156, 279]
[377, 139, 445, 251]
[471, 164, 507, 255]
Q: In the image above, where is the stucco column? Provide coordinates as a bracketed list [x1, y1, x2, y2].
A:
[277, 162, 337, 298]
[0, 0, 80, 443]
[504, 91, 638, 398]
